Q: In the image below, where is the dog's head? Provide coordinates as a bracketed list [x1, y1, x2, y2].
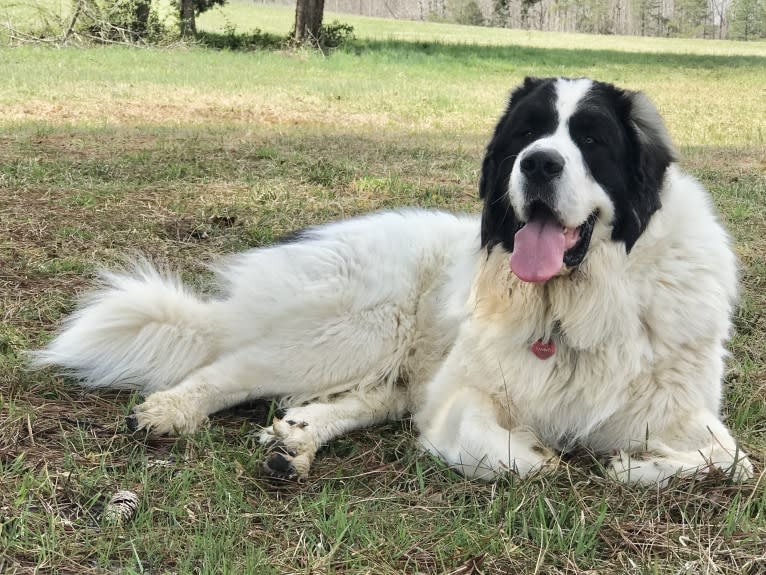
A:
[480, 77, 676, 283]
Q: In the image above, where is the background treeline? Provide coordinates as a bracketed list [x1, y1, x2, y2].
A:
[262, 0, 766, 39]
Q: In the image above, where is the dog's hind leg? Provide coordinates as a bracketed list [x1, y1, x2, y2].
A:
[125, 353, 262, 436]
[127, 303, 412, 437]
[125, 343, 335, 436]
[128, 351, 409, 480]
[258, 385, 409, 480]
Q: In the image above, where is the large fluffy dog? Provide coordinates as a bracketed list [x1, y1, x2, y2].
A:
[35, 77, 753, 485]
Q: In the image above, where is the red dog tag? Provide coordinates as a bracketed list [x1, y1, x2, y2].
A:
[531, 339, 556, 360]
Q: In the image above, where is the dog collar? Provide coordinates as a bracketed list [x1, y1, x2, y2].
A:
[531, 339, 556, 360]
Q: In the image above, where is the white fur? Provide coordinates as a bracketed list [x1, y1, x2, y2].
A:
[416, 166, 750, 484]
[34, 84, 752, 484]
[34, 210, 481, 478]
[31, 263, 219, 393]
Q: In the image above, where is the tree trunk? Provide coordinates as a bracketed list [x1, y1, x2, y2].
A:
[132, 0, 151, 40]
[294, 0, 325, 45]
[180, 0, 196, 37]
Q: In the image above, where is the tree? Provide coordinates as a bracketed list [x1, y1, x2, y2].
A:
[669, 0, 708, 37]
[491, 0, 510, 26]
[179, 0, 195, 36]
[631, 0, 666, 36]
[729, 0, 766, 38]
[709, 0, 728, 37]
[520, 0, 543, 28]
[450, 0, 485, 25]
[74, 0, 159, 43]
[575, 0, 612, 34]
[171, 0, 225, 37]
[294, 0, 325, 45]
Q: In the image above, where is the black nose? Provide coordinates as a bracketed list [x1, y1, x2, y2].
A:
[520, 150, 565, 183]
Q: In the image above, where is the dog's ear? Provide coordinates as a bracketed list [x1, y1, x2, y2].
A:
[628, 90, 677, 189]
[479, 77, 546, 200]
[479, 125, 511, 250]
[479, 78, 550, 251]
[613, 90, 677, 252]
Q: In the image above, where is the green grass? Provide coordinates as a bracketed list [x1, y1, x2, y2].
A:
[1, 5, 766, 574]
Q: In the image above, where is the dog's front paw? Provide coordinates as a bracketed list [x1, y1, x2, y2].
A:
[262, 444, 311, 481]
[606, 450, 666, 484]
[126, 391, 208, 436]
[606, 448, 755, 485]
[526, 443, 561, 475]
[501, 429, 560, 478]
[261, 418, 317, 481]
[731, 454, 755, 482]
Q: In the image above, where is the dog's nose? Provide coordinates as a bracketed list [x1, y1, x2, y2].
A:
[520, 150, 565, 184]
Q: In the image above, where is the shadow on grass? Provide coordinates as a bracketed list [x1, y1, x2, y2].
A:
[198, 28, 766, 71]
[344, 37, 766, 70]
[197, 29, 286, 50]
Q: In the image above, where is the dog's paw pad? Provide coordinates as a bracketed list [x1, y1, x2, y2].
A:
[125, 408, 157, 435]
[259, 414, 317, 480]
[262, 437, 314, 481]
[263, 452, 299, 480]
[125, 411, 140, 433]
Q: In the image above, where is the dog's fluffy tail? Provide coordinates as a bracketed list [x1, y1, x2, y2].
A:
[31, 263, 219, 394]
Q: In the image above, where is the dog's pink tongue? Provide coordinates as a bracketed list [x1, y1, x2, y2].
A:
[510, 218, 565, 283]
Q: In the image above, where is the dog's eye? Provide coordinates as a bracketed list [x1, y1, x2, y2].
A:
[577, 135, 603, 147]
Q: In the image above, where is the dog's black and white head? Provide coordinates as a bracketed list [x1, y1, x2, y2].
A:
[480, 77, 676, 283]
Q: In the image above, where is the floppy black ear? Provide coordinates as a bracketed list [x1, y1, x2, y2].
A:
[479, 77, 547, 201]
[613, 90, 677, 252]
[479, 77, 548, 251]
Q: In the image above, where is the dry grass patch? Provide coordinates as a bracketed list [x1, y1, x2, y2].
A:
[0, 94, 401, 130]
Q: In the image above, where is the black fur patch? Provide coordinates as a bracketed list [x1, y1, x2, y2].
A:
[274, 228, 314, 245]
[572, 80, 674, 252]
[480, 77, 558, 253]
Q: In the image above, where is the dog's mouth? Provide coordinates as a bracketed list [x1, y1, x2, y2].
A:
[510, 202, 598, 283]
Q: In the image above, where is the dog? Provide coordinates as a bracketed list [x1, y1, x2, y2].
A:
[34, 77, 753, 485]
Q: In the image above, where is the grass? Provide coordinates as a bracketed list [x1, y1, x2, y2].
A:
[1, 5, 766, 574]
[197, 2, 766, 56]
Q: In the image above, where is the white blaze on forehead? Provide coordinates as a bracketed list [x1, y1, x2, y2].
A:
[554, 78, 593, 125]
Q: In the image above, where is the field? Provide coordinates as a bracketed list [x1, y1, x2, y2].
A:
[1, 3, 766, 574]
